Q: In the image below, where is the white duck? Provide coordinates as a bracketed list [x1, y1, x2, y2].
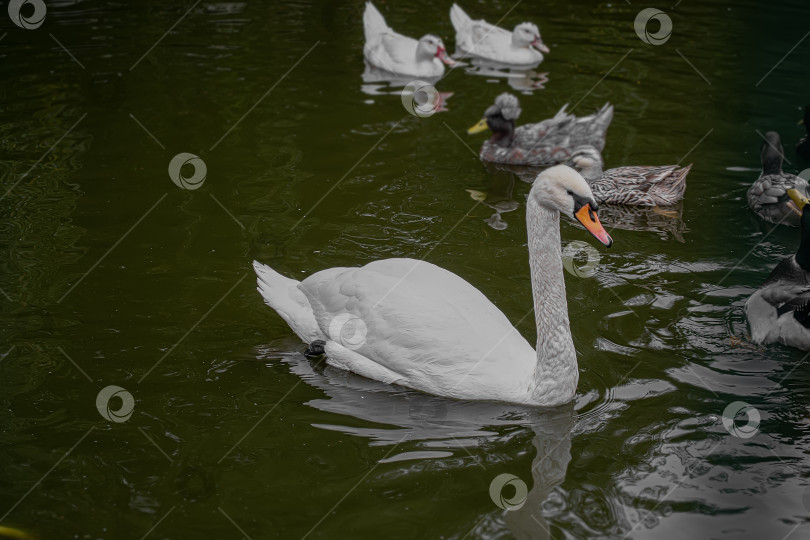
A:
[450, 3, 549, 66]
[363, 1, 455, 79]
[253, 166, 612, 406]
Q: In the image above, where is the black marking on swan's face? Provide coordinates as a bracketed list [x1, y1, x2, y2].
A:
[568, 189, 598, 215]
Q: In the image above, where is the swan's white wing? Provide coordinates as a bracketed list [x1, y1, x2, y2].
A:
[299, 258, 536, 400]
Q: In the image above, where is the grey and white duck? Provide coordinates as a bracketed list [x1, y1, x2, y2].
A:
[747, 131, 809, 227]
[467, 93, 613, 166]
[746, 189, 810, 350]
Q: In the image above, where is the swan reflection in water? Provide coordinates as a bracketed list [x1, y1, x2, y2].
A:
[260, 345, 575, 540]
[459, 57, 549, 94]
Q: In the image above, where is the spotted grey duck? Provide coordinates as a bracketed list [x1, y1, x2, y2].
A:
[467, 93, 613, 166]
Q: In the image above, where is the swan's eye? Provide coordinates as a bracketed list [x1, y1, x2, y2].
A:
[566, 189, 573, 196]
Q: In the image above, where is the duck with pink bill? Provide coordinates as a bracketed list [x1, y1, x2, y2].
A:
[450, 3, 549, 67]
[362, 2, 455, 80]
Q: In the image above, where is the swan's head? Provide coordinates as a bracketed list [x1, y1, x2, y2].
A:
[512, 22, 549, 54]
[531, 165, 612, 247]
[417, 35, 456, 66]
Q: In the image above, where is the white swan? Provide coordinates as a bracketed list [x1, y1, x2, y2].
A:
[253, 166, 612, 406]
[450, 3, 549, 66]
[363, 1, 455, 79]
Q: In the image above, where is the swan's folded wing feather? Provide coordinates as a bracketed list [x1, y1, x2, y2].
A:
[299, 258, 535, 393]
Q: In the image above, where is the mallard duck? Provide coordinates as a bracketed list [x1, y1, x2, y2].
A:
[467, 93, 613, 166]
[745, 189, 810, 350]
[363, 2, 455, 79]
[254, 166, 612, 406]
[449, 3, 549, 66]
[747, 131, 809, 227]
[798, 105, 810, 160]
[566, 146, 690, 206]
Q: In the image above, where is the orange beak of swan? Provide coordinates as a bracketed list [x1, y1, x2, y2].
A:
[575, 203, 612, 247]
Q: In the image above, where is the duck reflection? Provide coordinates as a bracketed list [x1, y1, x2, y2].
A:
[461, 58, 549, 94]
[595, 202, 688, 243]
[483, 163, 688, 241]
[468, 167, 519, 230]
[262, 347, 575, 539]
[361, 63, 453, 112]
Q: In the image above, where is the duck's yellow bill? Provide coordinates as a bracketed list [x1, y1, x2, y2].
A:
[467, 119, 490, 135]
[0, 526, 36, 540]
[575, 204, 612, 247]
[788, 188, 808, 209]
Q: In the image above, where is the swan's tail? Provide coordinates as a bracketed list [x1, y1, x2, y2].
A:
[450, 3, 471, 31]
[363, 2, 389, 44]
[253, 260, 324, 344]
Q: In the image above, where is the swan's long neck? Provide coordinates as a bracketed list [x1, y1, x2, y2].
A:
[526, 194, 579, 405]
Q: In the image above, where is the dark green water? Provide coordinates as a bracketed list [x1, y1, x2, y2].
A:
[2, 0, 810, 538]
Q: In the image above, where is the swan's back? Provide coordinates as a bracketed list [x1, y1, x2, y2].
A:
[299, 258, 536, 400]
